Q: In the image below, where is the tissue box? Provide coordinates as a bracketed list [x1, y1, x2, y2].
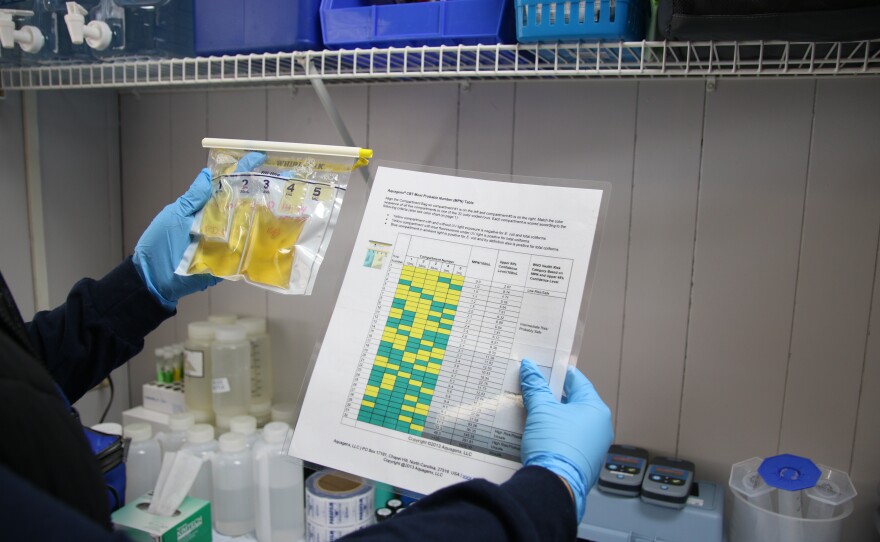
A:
[111, 494, 211, 542]
[142, 381, 186, 415]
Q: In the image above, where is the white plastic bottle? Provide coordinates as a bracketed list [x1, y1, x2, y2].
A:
[184, 322, 215, 424]
[271, 403, 297, 426]
[212, 325, 251, 432]
[208, 314, 238, 325]
[230, 415, 260, 449]
[156, 412, 194, 453]
[212, 432, 255, 536]
[254, 422, 304, 542]
[180, 424, 219, 502]
[123, 423, 161, 503]
[238, 317, 274, 413]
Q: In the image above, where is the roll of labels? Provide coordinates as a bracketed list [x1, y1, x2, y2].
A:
[306, 471, 376, 542]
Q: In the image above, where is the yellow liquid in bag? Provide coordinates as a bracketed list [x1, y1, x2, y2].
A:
[240, 206, 307, 289]
[188, 199, 255, 277]
[199, 185, 233, 240]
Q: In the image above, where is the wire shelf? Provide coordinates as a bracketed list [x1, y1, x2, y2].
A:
[2, 40, 879, 90]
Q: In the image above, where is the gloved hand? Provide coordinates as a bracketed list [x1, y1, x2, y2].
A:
[133, 169, 220, 311]
[519, 359, 613, 522]
[133, 152, 267, 311]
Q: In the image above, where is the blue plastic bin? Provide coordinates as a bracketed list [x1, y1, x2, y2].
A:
[194, 0, 322, 55]
[516, 0, 648, 42]
[320, 0, 516, 49]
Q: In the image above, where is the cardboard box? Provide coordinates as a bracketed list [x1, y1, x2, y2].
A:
[112, 494, 211, 542]
[142, 381, 186, 415]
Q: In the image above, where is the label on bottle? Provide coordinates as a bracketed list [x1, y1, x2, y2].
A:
[212, 377, 231, 394]
[184, 349, 204, 378]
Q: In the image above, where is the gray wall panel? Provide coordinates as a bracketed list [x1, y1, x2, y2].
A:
[615, 80, 705, 455]
[779, 78, 880, 469]
[512, 81, 638, 415]
[368, 83, 458, 167]
[847, 234, 880, 542]
[458, 82, 514, 174]
[0, 92, 34, 318]
[678, 80, 816, 483]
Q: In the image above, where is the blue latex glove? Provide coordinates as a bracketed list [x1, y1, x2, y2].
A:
[519, 359, 614, 522]
[133, 152, 266, 310]
[132, 169, 220, 310]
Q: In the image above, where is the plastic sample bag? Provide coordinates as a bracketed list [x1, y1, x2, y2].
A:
[176, 138, 372, 295]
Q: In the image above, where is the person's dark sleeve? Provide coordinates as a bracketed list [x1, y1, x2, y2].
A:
[25, 257, 173, 403]
[343, 467, 577, 542]
[0, 465, 133, 542]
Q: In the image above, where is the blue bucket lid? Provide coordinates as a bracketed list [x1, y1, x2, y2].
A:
[758, 454, 821, 492]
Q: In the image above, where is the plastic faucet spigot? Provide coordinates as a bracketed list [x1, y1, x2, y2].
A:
[64, 1, 111, 50]
[0, 9, 44, 53]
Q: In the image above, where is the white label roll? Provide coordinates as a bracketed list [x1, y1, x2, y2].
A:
[306, 470, 375, 528]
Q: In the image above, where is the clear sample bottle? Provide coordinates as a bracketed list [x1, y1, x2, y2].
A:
[156, 411, 194, 453]
[254, 422, 304, 542]
[184, 321, 215, 424]
[123, 422, 161, 503]
[180, 423, 218, 502]
[238, 317, 274, 411]
[211, 325, 251, 432]
[212, 432, 255, 536]
[230, 415, 260, 449]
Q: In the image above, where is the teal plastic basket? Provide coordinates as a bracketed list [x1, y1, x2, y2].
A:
[516, 0, 648, 42]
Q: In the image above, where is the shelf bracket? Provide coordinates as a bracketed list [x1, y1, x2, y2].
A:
[706, 75, 717, 92]
[305, 61, 370, 185]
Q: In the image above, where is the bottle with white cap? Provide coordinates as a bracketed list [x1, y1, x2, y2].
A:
[212, 432, 255, 536]
[180, 424, 219, 502]
[253, 421, 304, 542]
[123, 423, 161, 503]
[230, 415, 260, 449]
[270, 403, 297, 426]
[184, 321, 215, 424]
[156, 412, 195, 453]
[212, 325, 251, 432]
[238, 317, 273, 414]
[208, 314, 238, 325]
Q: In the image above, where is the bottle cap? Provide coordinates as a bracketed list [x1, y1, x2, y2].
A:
[230, 415, 257, 436]
[238, 317, 267, 336]
[208, 314, 237, 325]
[219, 432, 247, 453]
[169, 412, 195, 431]
[215, 413, 234, 431]
[187, 321, 215, 341]
[386, 498, 403, 511]
[376, 508, 393, 522]
[250, 400, 272, 417]
[271, 403, 296, 424]
[262, 422, 290, 444]
[187, 424, 215, 444]
[214, 324, 246, 343]
[124, 422, 152, 442]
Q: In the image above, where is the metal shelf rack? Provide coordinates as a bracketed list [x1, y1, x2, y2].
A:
[2, 40, 879, 91]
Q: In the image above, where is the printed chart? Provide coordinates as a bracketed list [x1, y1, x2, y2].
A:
[343, 234, 572, 462]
